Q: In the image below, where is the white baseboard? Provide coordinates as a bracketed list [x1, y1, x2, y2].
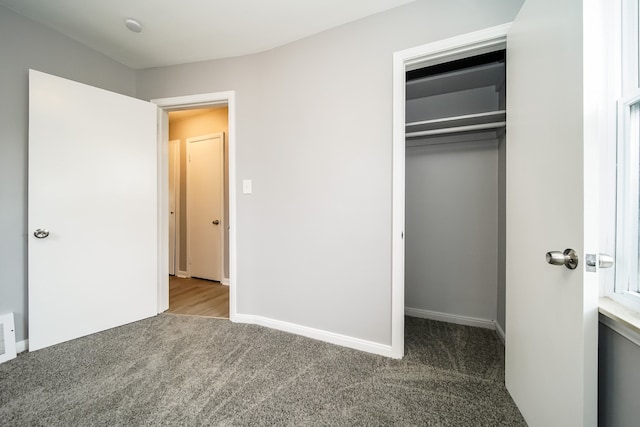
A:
[232, 314, 395, 358]
[405, 307, 496, 330]
[494, 321, 505, 345]
[176, 271, 189, 278]
[221, 278, 229, 286]
[14, 313, 503, 357]
[16, 339, 28, 353]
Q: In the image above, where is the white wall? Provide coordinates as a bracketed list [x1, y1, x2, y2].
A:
[137, 0, 523, 346]
[0, 5, 136, 342]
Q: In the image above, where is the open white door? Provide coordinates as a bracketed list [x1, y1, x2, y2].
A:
[28, 70, 158, 351]
[506, 1, 599, 425]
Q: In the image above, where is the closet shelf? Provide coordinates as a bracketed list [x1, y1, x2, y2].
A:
[406, 61, 505, 100]
[406, 110, 506, 136]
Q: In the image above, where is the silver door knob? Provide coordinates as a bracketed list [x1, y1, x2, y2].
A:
[546, 248, 578, 269]
[212, 220, 220, 225]
[586, 253, 615, 270]
[599, 254, 615, 269]
[33, 228, 50, 239]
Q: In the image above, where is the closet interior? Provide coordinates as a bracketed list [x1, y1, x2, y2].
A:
[404, 50, 507, 339]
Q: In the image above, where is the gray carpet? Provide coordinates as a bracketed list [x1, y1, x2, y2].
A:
[0, 315, 525, 426]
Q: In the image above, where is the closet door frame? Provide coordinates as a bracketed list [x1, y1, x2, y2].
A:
[390, 23, 510, 358]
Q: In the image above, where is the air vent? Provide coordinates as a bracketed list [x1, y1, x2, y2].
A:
[0, 313, 17, 364]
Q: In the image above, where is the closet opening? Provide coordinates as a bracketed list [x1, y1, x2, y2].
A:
[391, 25, 509, 358]
[403, 48, 506, 342]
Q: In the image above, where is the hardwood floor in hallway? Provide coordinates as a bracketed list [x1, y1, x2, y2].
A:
[168, 276, 229, 318]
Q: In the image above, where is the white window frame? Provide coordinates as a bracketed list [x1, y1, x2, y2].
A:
[621, 0, 639, 93]
[612, 0, 640, 308]
[616, 92, 640, 296]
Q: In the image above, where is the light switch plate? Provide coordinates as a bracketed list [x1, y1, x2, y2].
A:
[242, 179, 252, 194]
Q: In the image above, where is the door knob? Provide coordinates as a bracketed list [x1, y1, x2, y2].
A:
[546, 248, 578, 269]
[586, 253, 615, 271]
[599, 254, 615, 269]
[212, 220, 220, 225]
[33, 228, 50, 239]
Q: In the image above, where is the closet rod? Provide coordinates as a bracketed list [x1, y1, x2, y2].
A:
[405, 121, 506, 138]
[405, 110, 506, 128]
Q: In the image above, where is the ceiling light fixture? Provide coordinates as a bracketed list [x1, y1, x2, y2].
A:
[125, 18, 142, 33]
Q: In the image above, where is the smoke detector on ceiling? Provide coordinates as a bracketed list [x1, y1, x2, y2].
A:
[125, 18, 142, 33]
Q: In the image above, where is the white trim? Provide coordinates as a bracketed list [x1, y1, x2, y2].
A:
[495, 321, 506, 345]
[402, 23, 512, 70]
[599, 313, 640, 347]
[622, 0, 640, 93]
[176, 271, 189, 279]
[156, 109, 170, 313]
[152, 91, 237, 322]
[233, 314, 394, 358]
[392, 24, 511, 359]
[153, 93, 231, 109]
[221, 278, 230, 286]
[405, 307, 496, 330]
[16, 339, 28, 354]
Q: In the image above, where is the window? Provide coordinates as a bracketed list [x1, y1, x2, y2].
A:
[615, 0, 640, 300]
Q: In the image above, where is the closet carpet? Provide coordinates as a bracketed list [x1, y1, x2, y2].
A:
[0, 315, 525, 426]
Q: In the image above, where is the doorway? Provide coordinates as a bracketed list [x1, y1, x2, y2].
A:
[391, 25, 510, 358]
[153, 91, 237, 320]
[167, 107, 230, 318]
[404, 48, 506, 330]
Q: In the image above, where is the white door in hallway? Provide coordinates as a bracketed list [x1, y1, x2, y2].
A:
[28, 70, 158, 351]
[505, 1, 601, 425]
[187, 133, 224, 281]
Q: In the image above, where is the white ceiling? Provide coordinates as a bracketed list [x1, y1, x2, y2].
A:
[0, 0, 415, 69]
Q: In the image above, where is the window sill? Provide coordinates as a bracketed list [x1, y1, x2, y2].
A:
[599, 297, 640, 346]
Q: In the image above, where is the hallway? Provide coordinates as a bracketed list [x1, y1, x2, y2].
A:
[168, 276, 229, 318]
